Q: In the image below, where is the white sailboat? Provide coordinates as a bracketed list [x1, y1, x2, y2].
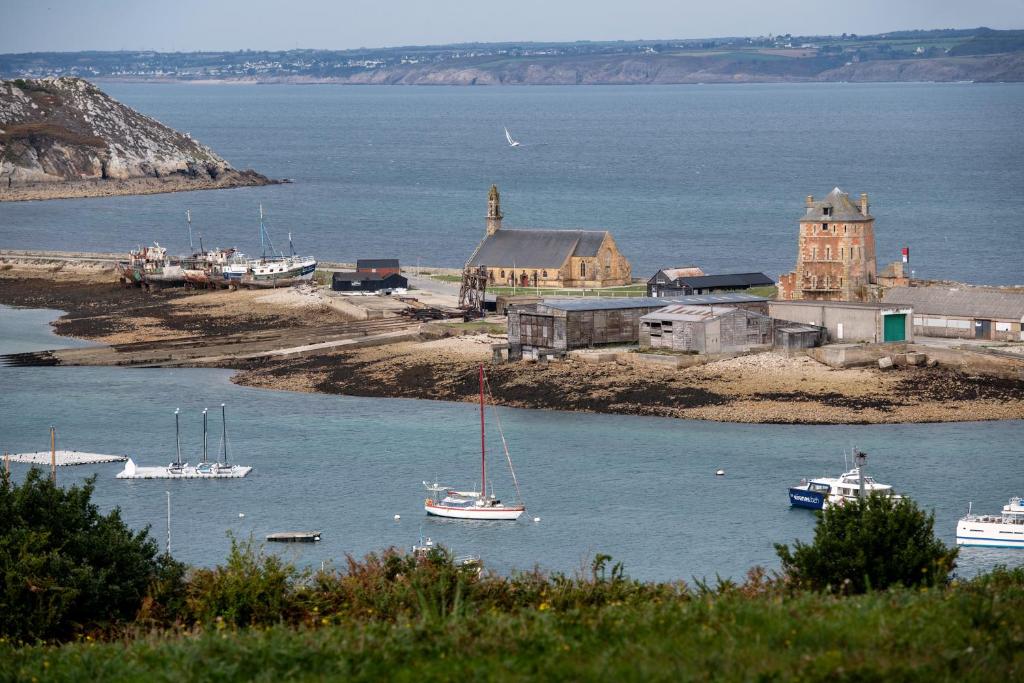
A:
[504, 127, 521, 147]
[423, 365, 525, 520]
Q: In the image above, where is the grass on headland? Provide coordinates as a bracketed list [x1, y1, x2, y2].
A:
[5, 564, 1023, 682]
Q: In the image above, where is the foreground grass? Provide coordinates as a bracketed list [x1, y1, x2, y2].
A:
[5, 570, 1022, 682]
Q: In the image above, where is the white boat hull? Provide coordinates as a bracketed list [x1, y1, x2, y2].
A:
[956, 520, 1024, 548]
[425, 501, 524, 520]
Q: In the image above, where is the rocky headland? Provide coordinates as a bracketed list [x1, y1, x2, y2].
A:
[0, 77, 277, 201]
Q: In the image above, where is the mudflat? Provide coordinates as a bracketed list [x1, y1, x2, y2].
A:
[2, 264, 1023, 425]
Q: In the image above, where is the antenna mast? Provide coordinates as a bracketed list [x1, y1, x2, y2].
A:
[479, 364, 486, 499]
[174, 409, 182, 466]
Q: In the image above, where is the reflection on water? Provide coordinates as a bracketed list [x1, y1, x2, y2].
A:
[0, 304, 1020, 581]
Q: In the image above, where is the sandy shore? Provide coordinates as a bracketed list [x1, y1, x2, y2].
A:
[0, 170, 278, 202]
[2, 264, 1023, 425]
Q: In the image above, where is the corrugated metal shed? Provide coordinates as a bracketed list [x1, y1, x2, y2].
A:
[881, 287, 1024, 321]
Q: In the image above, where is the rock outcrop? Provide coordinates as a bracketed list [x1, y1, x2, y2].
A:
[0, 77, 275, 200]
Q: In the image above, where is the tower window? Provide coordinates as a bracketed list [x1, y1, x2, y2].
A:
[825, 247, 831, 260]
[821, 223, 828, 231]
[823, 207, 832, 217]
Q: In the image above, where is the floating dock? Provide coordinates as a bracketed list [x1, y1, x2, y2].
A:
[4, 451, 128, 466]
[267, 531, 321, 543]
[115, 458, 252, 479]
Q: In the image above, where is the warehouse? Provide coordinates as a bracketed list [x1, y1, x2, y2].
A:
[881, 286, 1024, 341]
[331, 271, 408, 294]
[768, 300, 913, 344]
[639, 305, 773, 354]
[507, 298, 669, 358]
[647, 271, 774, 297]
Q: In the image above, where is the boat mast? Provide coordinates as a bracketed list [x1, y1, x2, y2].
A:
[288, 232, 294, 257]
[166, 491, 171, 556]
[479, 364, 486, 499]
[202, 409, 208, 463]
[259, 204, 266, 260]
[186, 209, 193, 252]
[221, 403, 229, 466]
[174, 409, 182, 466]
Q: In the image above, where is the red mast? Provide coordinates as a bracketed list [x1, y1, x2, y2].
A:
[479, 363, 486, 499]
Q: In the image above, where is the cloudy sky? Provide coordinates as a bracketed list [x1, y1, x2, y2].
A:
[2, 0, 1022, 53]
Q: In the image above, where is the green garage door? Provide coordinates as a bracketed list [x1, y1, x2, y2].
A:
[883, 314, 906, 342]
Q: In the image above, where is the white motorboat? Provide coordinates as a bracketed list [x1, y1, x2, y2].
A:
[411, 535, 482, 571]
[789, 450, 900, 510]
[504, 126, 520, 147]
[956, 497, 1024, 548]
[424, 365, 526, 521]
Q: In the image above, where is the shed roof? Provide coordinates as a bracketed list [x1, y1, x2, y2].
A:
[540, 297, 667, 312]
[642, 305, 739, 322]
[649, 266, 704, 282]
[770, 300, 895, 311]
[356, 259, 400, 269]
[468, 229, 607, 269]
[674, 272, 775, 289]
[881, 286, 1024, 321]
[663, 293, 768, 305]
[801, 187, 872, 223]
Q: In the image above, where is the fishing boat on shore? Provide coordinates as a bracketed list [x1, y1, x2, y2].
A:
[788, 450, 900, 510]
[116, 404, 251, 479]
[956, 497, 1024, 548]
[118, 242, 186, 288]
[221, 205, 316, 287]
[423, 364, 525, 521]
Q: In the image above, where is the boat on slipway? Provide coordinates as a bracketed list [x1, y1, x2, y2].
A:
[956, 497, 1024, 548]
[221, 205, 316, 286]
[117, 404, 251, 479]
[788, 450, 901, 510]
[423, 365, 526, 521]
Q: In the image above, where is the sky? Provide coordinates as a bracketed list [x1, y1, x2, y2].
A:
[1, 0, 1022, 53]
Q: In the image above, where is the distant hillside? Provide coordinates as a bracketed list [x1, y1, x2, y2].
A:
[2, 28, 1023, 85]
[0, 77, 274, 201]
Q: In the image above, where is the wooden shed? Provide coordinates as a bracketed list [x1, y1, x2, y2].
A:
[639, 305, 773, 354]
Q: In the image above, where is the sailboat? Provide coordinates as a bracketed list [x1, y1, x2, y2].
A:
[423, 365, 526, 520]
[504, 127, 521, 147]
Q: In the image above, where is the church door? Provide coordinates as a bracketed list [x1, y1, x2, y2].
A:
[520, 273, 529, 287]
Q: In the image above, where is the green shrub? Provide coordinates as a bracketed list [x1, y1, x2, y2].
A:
[775, 494, 958, 593]
[0, 469, 166, 642]
[185, 534, 302, 628]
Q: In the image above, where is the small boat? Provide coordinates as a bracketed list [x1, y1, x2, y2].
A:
[789, 450, 900, 510]
[504, 126, 520, 147]
[956, 498, 1024, 548]
[411, 535, 482, 572]
[424, 365, 526, 521]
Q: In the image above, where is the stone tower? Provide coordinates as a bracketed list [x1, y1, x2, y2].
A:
[486, 184, 503, 236]
[778, 188, 877, 302]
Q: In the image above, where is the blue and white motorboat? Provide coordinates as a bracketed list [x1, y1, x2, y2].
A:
[956, 497, 1024, 548]
[789, 450, 900, 510]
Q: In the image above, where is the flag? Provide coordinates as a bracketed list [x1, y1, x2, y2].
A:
[901, 247, 909, 263]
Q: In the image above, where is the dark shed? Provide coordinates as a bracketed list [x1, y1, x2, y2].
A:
[332, 271, 408, 293]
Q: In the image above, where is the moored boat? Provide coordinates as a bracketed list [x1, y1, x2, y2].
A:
[956, 497, 1024, 548]
[789, 450, 900, 510]
[423, 365, 526, 521]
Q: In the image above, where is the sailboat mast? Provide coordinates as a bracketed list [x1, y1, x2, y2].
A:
[221, 403, 229, 466]
[259, 204, 266, 260]
[174, 409, 181, 466]
[202, 409, 208, 463]
[479, 364, 486, 499]
[186, 209, 193, 252]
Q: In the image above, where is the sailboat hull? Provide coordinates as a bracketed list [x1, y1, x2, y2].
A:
[425, 501, 524, 520]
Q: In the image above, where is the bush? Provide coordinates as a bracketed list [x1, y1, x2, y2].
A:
[0, 469, 168, 642]
[775, 494, 958, 593]
[185, 534, 302, 628]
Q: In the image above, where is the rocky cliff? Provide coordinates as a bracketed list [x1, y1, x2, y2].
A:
[0, 77, 274, 200]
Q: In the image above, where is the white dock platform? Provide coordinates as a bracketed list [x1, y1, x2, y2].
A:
[115, 458, 252, 479]
[5, 451, 129, 466]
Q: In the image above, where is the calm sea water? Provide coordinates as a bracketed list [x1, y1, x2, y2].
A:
[1, 304, 1020, 581]
[1, 83, 1023, 284]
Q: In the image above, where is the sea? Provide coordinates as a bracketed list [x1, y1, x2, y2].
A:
[1, 304, 1021, 582]
[1, 82, 1023, 284]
